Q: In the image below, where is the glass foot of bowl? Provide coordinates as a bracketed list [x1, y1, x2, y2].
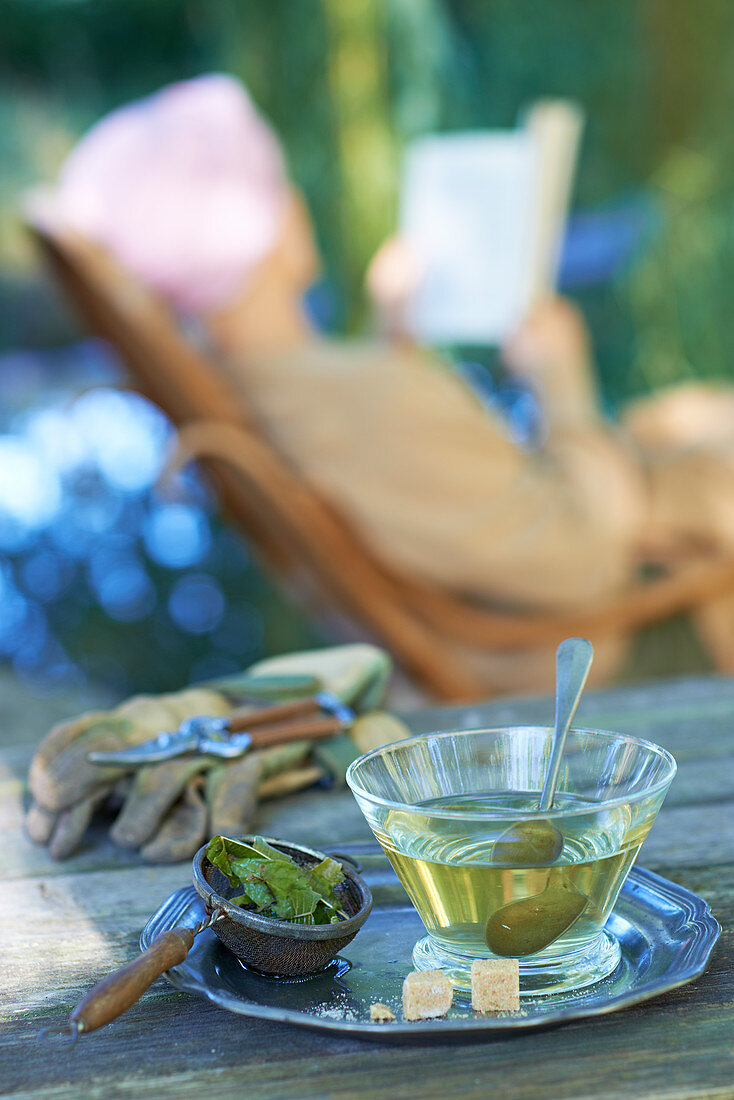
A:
[412, 930, 621, 996]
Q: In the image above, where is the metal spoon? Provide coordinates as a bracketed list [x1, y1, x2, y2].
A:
[540, 636, 594, 811]
[491, 637, 595, 866]
[486, 637, 594, 954]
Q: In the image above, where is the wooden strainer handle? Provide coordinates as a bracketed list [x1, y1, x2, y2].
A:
[68, 926, 196, 1036]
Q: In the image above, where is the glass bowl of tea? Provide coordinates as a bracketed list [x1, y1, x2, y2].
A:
[346, 726, 676, 996]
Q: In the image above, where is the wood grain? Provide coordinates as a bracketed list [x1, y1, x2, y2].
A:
[2, 674, 734, 1099]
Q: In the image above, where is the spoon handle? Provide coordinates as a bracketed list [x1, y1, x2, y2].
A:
[539, 638, 594, 811]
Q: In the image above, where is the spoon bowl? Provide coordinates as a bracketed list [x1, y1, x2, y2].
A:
[490, 819, 564, 866]
[485, 878, 588, 957]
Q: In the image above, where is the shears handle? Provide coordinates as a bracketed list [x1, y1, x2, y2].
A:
[228, 697, 319, 732]
[228, 691, 353, 732]
[247, 715, 345, 749]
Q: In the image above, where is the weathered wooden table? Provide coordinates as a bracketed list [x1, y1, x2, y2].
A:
[2, 673, 733, 1099]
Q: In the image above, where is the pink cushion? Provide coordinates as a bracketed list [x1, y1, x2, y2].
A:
[55, 74, 288, 313]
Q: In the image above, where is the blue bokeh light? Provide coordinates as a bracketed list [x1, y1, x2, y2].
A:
[0, 564, 30, 656]
[143, 503, 211, 568]
[168, 573, 226, 634]
[71, 389, 172, 492]
[0, 340, 286, 694]
[89, 550, 156, 622]
[19, 549, 71, 603]
[0, 437, 62, 530]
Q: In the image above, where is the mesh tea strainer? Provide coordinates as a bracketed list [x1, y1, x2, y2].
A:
[43, 836, 372, 1044]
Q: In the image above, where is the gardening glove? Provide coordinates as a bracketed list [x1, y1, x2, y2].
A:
[112, 738, 316, 864]
[26, 644, 400, 862]
[26, 687, 231, 859]
[26, 686, 310, 861]
[28, 687, 229, 814]
[226, 643, 393, 711]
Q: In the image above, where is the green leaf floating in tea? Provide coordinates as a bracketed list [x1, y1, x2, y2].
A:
[485, 878, 588, 956]
[205, 835, 347, 925]
[491, 819, 564, 866]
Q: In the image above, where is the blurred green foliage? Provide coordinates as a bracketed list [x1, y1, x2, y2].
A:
[3, 0, 734, 405]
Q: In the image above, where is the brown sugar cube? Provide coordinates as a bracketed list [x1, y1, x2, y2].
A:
[402, 969, 453, 1021]
[370, 1002, 396, 1023]
[471, 958, 520, 1013]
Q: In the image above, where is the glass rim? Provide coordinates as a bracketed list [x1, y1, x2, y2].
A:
[345, 725, 677, 820]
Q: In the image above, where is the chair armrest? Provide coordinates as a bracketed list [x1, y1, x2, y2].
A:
[402, 555, 734, 648]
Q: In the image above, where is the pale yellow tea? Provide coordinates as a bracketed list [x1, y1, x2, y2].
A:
[374, 791, 657, 989]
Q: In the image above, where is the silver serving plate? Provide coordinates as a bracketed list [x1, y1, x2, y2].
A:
[141, 845, 720, 1042]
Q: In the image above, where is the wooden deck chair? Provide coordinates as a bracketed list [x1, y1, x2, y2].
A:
[24, 204, 734, 701]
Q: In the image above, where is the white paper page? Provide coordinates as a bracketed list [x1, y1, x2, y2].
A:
[400, 132, 538, 345]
